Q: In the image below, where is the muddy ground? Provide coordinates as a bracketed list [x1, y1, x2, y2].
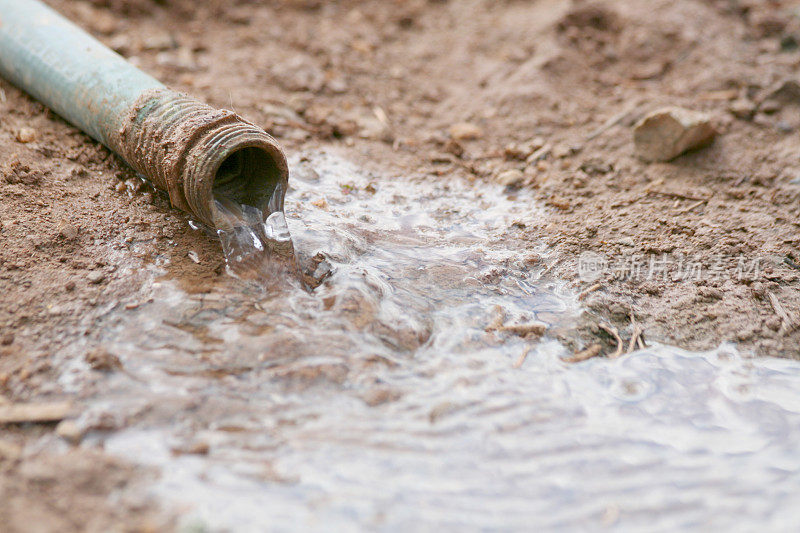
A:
[2, 0, 800, 529]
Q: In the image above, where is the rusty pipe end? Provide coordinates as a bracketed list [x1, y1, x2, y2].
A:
[113, 88, 289, 229]
[185, 120, 288, 229]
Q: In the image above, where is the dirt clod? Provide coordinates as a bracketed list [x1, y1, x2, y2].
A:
[56, 222, 79, 240]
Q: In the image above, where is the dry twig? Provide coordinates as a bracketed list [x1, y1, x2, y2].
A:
[564, 344, 603, 363]
[497, 323, 547, 338]
[585, 102, 639, 142]
[0, 401, 73, 425]
[599, 323, 624, 359]
[578, 283, 602, 300]
[768, 292, 798, 335]
[646, 190, 710, 202]
[626, 325, 644, 353]
[514, 345, 534, 369]
[676, 199, 707, 214]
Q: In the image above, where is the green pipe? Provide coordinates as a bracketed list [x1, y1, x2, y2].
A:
[0, 0, 288, 228]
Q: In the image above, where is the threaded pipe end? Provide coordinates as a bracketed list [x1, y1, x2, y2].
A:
[112, 88, 288, 228]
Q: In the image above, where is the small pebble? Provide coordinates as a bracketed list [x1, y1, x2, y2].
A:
[114, 181, 127, 193]
[126, 179, 143, 193]
[171, 440, 210, 456]
[84, 347, 122, 371]
[87, 271, 106, 284]
[1, 333, 13, 346]
[552, 144, 573, 159]
[16, 127, 36, 143]
[729, 99, 755, 120]
[529, 137, 546, 152]
[496, 169, 525, 189]
[448, 122, 483, 140]
[760, 100, 781, 114]
[65, 280, 76, 291]
[55, 420, 85, 445]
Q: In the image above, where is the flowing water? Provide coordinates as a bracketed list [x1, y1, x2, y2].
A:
[55, 151, 800, 531]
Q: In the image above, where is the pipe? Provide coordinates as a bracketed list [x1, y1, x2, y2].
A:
[0, 0, 288, 229]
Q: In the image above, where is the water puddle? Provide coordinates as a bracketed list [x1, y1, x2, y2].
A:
[57, 151, 800, 531]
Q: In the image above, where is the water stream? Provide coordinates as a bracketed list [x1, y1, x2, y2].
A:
[56, 151, 800, 531]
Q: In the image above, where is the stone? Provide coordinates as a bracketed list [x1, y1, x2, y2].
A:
[756, 80, 800, 132]
[729, 99, 756, 120]
[759, 80, 800, 110]
[448, 122, 483, 140]
[87, 270, 106, 284]
[552, 143, 575, 159]
[84, 348, 121, 371]
[633, 107, 717, 162]
[16, 127, 36, 143]
[171, 440, 210, 456]
[496, 169, 525, 189]
[504, 142, 528, 160]
[55, 419, 85, 444]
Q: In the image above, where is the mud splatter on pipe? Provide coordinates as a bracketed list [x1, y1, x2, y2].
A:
[0, 0, 288, 229]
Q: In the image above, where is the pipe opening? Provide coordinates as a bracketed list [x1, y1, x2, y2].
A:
[212, 146, 283, 216]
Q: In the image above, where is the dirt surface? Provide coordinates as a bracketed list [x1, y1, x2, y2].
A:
[2, 0, 800, 529]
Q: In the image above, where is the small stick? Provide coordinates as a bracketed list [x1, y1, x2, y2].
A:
[599, 323, 624, 359]
[626, 325, 643, 354]
[585, 102, 639, 142]
[513, 345, 534, 369]
[540, 259, 559, 277]
[564, 344, 602, 363]
[768, 292, 798, 334]
[676, 199, 707, 214]
[485, 305, 506, 332]
[0, 401, 74, 425]
[783, 257, 800, 271]
[578, 283, 602, 300]
[646, 190, 710, 202]
[497, 323, 547, 338]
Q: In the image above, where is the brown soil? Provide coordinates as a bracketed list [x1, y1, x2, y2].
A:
[2, 0, 800, 528]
